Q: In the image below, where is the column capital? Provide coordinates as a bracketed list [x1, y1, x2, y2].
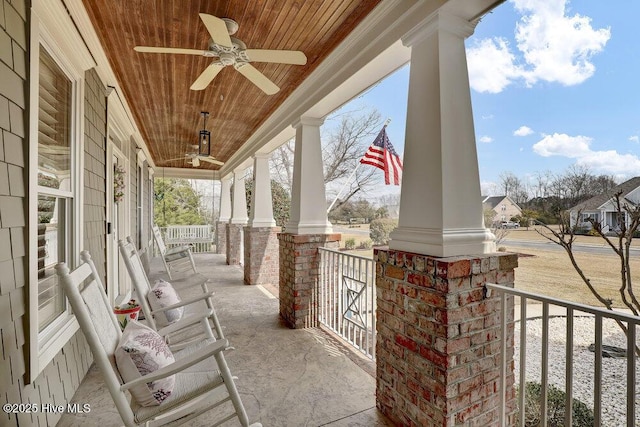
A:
[292, 116, 325, 129]
[402, 10, 476, 48]
[253, 152, 271, 160]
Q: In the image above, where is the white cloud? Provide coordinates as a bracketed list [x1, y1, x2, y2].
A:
[467, 0, 610, 93]
[479, 135, 493, 143]
[532, 132, 640, 175]
[576, 151, 640, 176]
[629, 135, 639, 143]
[514, 126, 534, 136]
[532, 133, 592, 158]
[467, 38, 520, 93]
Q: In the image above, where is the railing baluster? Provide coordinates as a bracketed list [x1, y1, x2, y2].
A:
[594, 314, 602, 427]
[565, 307, 573, 427]
[519, 296, 526, 427]
[627, 322, 636, 427]
[541, 302, 549, 427]
[499, 291, 508, 427]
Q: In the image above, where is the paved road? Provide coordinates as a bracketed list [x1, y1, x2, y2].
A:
[333, 226, 640, 256]
[503, 238, 640, 255]
[333, 226, 370, 236]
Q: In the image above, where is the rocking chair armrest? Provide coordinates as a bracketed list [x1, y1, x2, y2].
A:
[150, 291, 216, 314]
[151, 292, 214, 314]
[156, 310, 214, 336]
[120, 338, 229, 391]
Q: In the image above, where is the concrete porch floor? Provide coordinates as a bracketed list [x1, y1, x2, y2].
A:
[57, 253, 392, 427]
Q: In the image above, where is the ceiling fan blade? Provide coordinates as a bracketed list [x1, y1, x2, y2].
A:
[161, 156, 189, 163]
[245, 49, 307, 65]
[190, 63, 224, 91]
[134, 46, 210, 56]
[236, 63, 279, 95]
[200, 157, 224, 166]
[199, 14, 232, 48]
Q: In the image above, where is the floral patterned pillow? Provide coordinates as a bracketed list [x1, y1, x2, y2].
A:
[115, 320, 176, 406]
[147, 280, 185, 327]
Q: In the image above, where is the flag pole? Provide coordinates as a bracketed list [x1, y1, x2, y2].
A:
[326, 118, 391, 213]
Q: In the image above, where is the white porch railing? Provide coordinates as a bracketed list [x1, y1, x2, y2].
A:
[487, 283, 639, 427]
[161, 225, 215, 254]
[318, 248, 376, 359]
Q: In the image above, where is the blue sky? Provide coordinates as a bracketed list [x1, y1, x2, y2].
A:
[341, 0, 639, 197]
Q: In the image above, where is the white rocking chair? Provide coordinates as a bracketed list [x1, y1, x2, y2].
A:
[119, 236, 225, 346]
[152, 225, 198, 280]
[56, 251, 261, 427]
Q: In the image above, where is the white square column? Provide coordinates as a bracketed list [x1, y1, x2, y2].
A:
[218, 176, 232, 222]
[285, 117, 332, 234]
[216, 175, 232, 255]
[249, 153, 276, 227]
[226, 169, 249, 265]
[390, 11, 495, 257]
[230, 169, 249, 225]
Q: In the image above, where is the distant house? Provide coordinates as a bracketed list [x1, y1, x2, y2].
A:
[482, 195, 522, 227]
[569, 176, 640, 232]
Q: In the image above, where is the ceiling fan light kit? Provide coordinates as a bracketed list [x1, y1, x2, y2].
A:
[198, 111, 211, 157]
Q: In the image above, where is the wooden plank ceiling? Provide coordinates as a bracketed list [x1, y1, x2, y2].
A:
[82, 0, 381, 171]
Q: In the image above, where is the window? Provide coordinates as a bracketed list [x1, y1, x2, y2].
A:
[37, 46, 74, 331]
[28, 0, 95, 380]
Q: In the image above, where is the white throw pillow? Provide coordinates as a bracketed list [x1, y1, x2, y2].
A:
[114, 320, 176, 406]
[147, 279, 184, 327]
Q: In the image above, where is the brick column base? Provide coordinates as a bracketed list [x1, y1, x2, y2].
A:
[244, 227, 281, 285]
[226, 223, 244, 265]
[216, 221, 227, 255]
[278, 233, 341, 329]
[375, 249, 518, 426]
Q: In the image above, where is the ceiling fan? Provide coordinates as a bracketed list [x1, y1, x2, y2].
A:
[134, 13, 307, 95]
[163, 148, 224, 168]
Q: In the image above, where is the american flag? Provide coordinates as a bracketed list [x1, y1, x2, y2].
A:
[359, 126, 403, 185]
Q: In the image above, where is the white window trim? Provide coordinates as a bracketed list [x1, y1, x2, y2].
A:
[28, 1, 95, 382]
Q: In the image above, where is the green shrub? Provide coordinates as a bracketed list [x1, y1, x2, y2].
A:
[369, 218, 398, 245]
[344, 238, 356, 250]
[517, 382, 594, 427]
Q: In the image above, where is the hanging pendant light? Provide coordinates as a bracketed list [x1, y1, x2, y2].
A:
[198, 111, 211, 157]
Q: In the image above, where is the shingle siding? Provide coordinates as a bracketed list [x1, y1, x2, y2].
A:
[84, 68, 107, 281]
[0, 2, 30, 425]
[0, 4, 105, 426]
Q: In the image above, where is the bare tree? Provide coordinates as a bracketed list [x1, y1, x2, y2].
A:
[499, 171, 529, 204]
[270, 108, 385, 209]
[536, 192, 640, 353]
[269, 140, 295, 193]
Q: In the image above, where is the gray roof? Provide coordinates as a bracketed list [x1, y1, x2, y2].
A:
[482, 195, 522, 211]
[570, 176, 640, 211]
[482, 196, 506, 209]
